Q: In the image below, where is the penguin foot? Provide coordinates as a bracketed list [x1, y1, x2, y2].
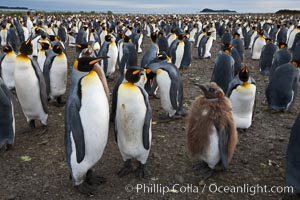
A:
[117, 160, 133, 177]
[86, 170, 106, 186]
[134, 162, 145, 178]
[192, 161, 208, 171]
[75, 181, 96, 196]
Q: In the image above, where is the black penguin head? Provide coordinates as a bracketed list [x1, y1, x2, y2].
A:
[150, 32, 157, 43]
[198, 82, 224, 99]
[158, 51, 168, 60]
[239, 66, 250, 83]
[233, 32, 240, 38]
[178, 33, 187, 40]
[3, 45, 13, 53]
[105, 34, 112, 42]
[39, 41, 50, 50]
[291, 42, 300, 68]
[53, 44, 63, 54]
[259, 30, 264, 36]
[75, 43, 90, 52]
[49, 35, 59, 42]
[74, 56, 108, 72]
[125, 66, 144, 83]
[221, 32, 232, 46]
[123, 34, 131, 43]
[20, 38, 33, 55]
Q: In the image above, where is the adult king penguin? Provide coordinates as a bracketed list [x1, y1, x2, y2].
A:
[227, 67, 256, 129]
[147, 52, 184, 118]
[0, 45, 17, 90]
[0, 77, 15, 151]
[43, 44, 68, 104]
[211, 33, 234, 93]
[65, 56, 109, 195]
[266, 48, 300, 112]
[186, 82, 238, 179]
[115, 66, 152, 178]
[14, 37, 48, 128]
[259, 37, 278, 75]
[251, 30, 266, 60]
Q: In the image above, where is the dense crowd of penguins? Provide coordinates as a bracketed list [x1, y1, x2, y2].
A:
[0, 11, 300, 198]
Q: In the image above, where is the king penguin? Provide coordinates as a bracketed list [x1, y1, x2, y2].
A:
[286, 113, 300, 198]
[43, 44, 68, 104]
[0, 45, 17, 90]
[65, 56, 109, 195]
[266, 54, 300, 112]
[0, 77, 15, 151]
[251, 30, 266, 60]
[14, 37, 48, 128]
[141, 32, 159, 69]
[186, 82, 238, 179]
[211, 35, 234, 93]
[115, 66, 152, 178]
[98, 34, 118, 78]
[147, 53, 184, 118]
[227, 67, 256, 129]
[37, 41, 51, 72]
[259, 37, 278, 75]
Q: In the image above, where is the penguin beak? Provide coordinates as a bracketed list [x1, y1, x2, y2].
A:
[196, 83, 207, 93]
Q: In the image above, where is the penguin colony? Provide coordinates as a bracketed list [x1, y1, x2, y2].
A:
[0, 11, 300, 198]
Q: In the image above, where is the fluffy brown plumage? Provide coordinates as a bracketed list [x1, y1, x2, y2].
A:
[186, 82, 238, 166]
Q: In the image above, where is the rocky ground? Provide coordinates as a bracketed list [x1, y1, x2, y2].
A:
[0, 34, 299, 200]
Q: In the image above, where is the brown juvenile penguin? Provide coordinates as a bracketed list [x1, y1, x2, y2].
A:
[186, 82, 238, 178]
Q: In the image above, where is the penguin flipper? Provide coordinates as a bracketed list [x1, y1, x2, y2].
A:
[112, 77, 124, 143]
[69, 99, 85, 163]
[0, 53, 6, 75]
[170, 76, 179, 110]
[217, 126, 230, 169]
[138, 86, 152, 150]
[31, 59, 48, 113]
[43, 52, 56, 97]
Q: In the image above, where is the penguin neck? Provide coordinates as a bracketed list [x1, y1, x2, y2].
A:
[242, 82, 250, 87]
[124, 81, 135, 87]
[292, 61, 299, 68]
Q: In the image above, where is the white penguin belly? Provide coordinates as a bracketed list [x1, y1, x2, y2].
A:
[138, 35, 143, 53]
[201, 125, 220, 169]
[15, 58, 47, 123]
[116, 85, 151, 164]
[249, 33, 257, 48]
[37, 51, 46, 71]
[106, 44, 118, 76]
[49, 54, 68, 99]
[230, 85, 256, 129]
[252, 38, 266, 60]
[70, 73, 109, 185]
[175, 42, 184, 68]
[156, 70, 176, 117]
[204, 37, 213, 58]
[1, 53, 16, 89]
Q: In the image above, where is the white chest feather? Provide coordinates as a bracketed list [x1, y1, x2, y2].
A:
[1, 53, 16, 89]
[252, 37, 266, 60]
[14, 56, 46, 122]
[116, 84, 151, 163]
[175, 42, 184, 68]
[201, 125, 220, 169]
[37, 51, 46, 71]
[230, 84, 256, 129]
[156, 69, 176, 117]
[49, 54, 68, 98]
[106, 42, 118, 75]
